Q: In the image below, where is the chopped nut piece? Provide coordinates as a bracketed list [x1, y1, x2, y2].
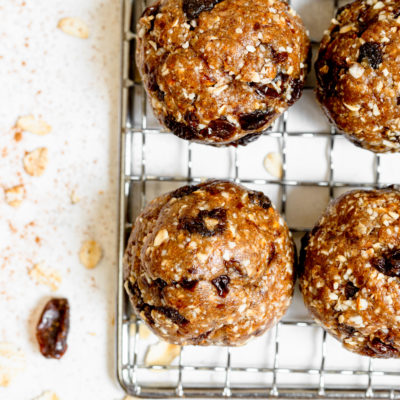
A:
[0, 342, 26, 387]
[153, 229, 169, 246]
[343, 103, 360, 112]
[263, 152, 283, 179]
[79, 240, 103, 269]
[58, 17, 89, 39]
[16, 115, 52, 136]
[144, 341, 180, 366]
[4, 185, 25, 207]
[23, 148, 48, 177]
[29, 263, 61, 292]
[70, 190, 80, 204]
[349, 63, 364, 79]
[139, 324, 152, 339]
[32, 391, 60, 400]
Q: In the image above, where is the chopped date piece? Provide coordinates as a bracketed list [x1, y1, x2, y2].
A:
[248, 190, 272, 210]
[397, 97, 400, 106]
[182, 0, 224, 20]
[372, 249, 400, 277]
[154, 278, 168, 289]
[207, 118, 236, 139]
[164, 115, 197, 140]
[36, 298, 70, 359]
[157, 306, 189, 326]
[288, 78, 303, 105]
[357, 42, 383, 69]
[179, 278, 198, 291]
[212, 275, 230, 297]
[345, 281, 360, 299]
[338, 323, 356, 337]
[250, 82, 280, 99]
[179, 208, 227, 237]
[335, 3, 352, 17]
[141, 4, 160, 32]
[238, 109, 275, 131]
[367, 337, 398, 358]
[171, 184, 199, 198]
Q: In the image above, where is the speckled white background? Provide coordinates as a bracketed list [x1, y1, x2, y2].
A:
[0, 1, 123, 398]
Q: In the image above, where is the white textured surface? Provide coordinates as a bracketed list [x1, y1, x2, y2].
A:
[0, 0, 122, 398]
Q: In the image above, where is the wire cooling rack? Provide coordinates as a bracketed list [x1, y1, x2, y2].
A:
[116, 0, 400, 398]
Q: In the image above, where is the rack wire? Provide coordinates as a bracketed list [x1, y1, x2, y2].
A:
[116, 0, 400, 398]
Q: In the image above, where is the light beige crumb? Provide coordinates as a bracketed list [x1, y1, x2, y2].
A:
[16, 115, 52, 136]
[28, 263, 62, 292]
[263, 152, 283, 179]
[79, 240, 103, 269]
[0, 342, 26, 387]
[144, 341, 180, 366]
[4, 185, 25, 207]
[139, 324, 152, 339]
[32, 391, 60, 400]
[58, 17, 89, 39]
[70, 190, 80, 204]
[23, 148, 48, 177]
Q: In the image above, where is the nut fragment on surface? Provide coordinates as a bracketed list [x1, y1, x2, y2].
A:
[263, 152, 283, 179]
[79, 240, 103, 269]
[58, 17, 89, 39]
[23, 148, 48, 177]
[16, 115, 52, 135]
[28, 263, 62, 292]
[70, 190, 80, 204]
[0, 342, 26, 387]
[32, 391, 60, 400]
[144, 341, 180, 366]
[4, 185, 25, 207]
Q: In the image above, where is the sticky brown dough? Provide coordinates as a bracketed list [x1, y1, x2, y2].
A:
[123, 180, 295, 346]
[300, 188, 400, 358]
[136, 0, 310, 146]
[315, 0, 400, 153]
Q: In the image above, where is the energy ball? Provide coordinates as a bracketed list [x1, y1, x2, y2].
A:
[136, 0, 310, 146]
[300, 188, 400, 358]
[315, 0, 400, 153]
[124, 180, 295, 346]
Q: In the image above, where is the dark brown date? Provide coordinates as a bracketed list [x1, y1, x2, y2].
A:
[36, 298, 70, 359]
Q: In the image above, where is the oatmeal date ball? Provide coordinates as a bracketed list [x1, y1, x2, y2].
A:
[124, 180, 295, 345]
[300, 188, 400, 358]
[136, 0, 310, 146]
[316, 0, 400, 153]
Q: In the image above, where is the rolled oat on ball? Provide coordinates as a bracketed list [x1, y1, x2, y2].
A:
[315, 0, 400, 153]
[300, 188, 400, 358]
[136, 0, 310, 146]
[124, 180, 295, 346]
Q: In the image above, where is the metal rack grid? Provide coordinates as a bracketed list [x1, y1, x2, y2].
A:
[116, 0, 400, 398]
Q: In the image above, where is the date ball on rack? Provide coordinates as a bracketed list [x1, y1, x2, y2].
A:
[315, 0, 400, 153]
[300, 188, 400, 358]
[124, 180, 295, 346]
[136, 0, 310, 146]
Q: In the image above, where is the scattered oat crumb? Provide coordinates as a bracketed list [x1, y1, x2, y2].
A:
[16, 115, 52, 136]
[263, 152, 283, 179]
[0, 342, 26, 387]
[58, 17, 89, 39]
[28, 263, 62, 292]
[87, 332, 96, 336]
[4, 185, 25, 207]
[144, 341, 180, 366]
[70, 190, 80, 204]
[32, 391, 60, 400]
[79, 240, 103, 269]
[23, 148, 48, 177]
[139, 324, 152, 339]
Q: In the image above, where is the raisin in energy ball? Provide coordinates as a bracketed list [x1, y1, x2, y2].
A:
[136, 0, 310, 146]
[300, 188, 400, 358]
[124, 180, 295, 345]
[316, 0, 400, 153]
